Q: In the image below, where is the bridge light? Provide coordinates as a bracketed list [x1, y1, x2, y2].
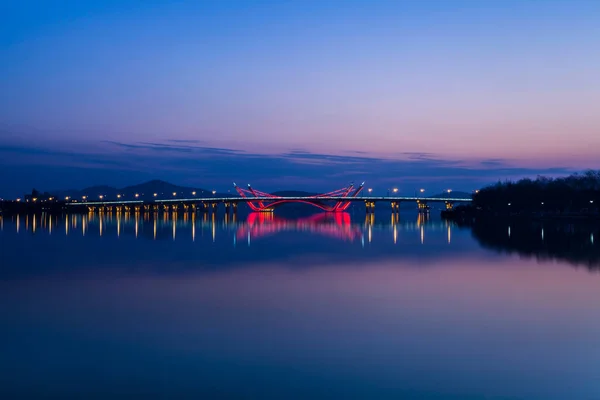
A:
[153, 193, 158, 197]
[135, 193, 139, 198]
[99, 195, 104, 199]
[192, 191, 196, 196]
[82, 196, 87, 200]
[173, 192, 177, 196]
[447, 189, 452, 193]
[393, 188, 398, 193]
[212, 190, 216, 195]
[420, 188, 425, 193]
[367, 188, 373, 193]
[117, 194, 121, 198]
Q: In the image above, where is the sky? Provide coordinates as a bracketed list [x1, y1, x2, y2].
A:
[1, 0, 600, 198]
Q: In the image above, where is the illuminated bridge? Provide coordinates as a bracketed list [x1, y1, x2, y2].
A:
[67, 182, 471, 213]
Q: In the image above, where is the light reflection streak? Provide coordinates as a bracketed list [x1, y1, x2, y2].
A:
[2, 211, 535, 249]
[172, 217, 176, 241]
[212, 214, 216, 243]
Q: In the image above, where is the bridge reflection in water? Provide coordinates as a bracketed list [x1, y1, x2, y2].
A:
[3, 210, 459, 246]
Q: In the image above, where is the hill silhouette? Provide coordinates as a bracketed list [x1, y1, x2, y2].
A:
[429, 191, 472, 199]
[48, 180, 218, 201]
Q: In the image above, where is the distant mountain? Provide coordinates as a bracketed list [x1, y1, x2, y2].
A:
[429, 191, 473, 199]
[47, 180, 222, 201]
[272, 190, 316, 197]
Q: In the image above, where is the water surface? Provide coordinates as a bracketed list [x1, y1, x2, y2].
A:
[1, 211, 599, 399]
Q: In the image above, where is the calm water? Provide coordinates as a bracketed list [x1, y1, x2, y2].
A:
[1, 210, 599, 399]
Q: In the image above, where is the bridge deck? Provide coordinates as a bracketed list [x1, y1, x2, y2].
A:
[69, 196, 471, 206]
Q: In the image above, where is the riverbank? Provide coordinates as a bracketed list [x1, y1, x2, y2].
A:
[442, 206, 600, 221]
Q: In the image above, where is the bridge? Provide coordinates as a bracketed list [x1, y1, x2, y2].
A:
[66, 182, 471, 214]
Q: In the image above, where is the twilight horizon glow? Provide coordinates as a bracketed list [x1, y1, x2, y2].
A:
[1, 0, 600, 198]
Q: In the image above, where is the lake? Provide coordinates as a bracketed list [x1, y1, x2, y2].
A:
[1, 210, 599, 399]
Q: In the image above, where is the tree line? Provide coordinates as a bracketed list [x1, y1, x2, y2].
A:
[473, 170, 600, 213]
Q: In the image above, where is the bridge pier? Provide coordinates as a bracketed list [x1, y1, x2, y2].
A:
[417, 200, 429, 213]
[390, 201, 400, 213]
[365, 201, 376, 213]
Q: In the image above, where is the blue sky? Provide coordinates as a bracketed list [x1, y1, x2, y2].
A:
[1, 0, 599, 197]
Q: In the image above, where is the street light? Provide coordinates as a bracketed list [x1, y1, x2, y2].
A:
[135, 193, 139, 198]
[192, 191, 196, 196]
[65, 196, 70, 201]
[117, 194, 121, 199]
[212, 190, 216, 195]
[393, 188, 398, 194]
[82, 196, 87, 201]
[367, 188, 373, 193]
[173, 192, 177, 196]
[99, 195, 104, 200]
[153, 193, 158, 197]
[447, 189, 452, 193]
[420, 188, 425, 193]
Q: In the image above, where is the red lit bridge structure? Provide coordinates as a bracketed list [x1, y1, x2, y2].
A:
[233, 182, 364, 212]
[66, 182, 472, 214]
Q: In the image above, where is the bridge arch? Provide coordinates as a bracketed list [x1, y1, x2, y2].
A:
[233, 183, 364, 212]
